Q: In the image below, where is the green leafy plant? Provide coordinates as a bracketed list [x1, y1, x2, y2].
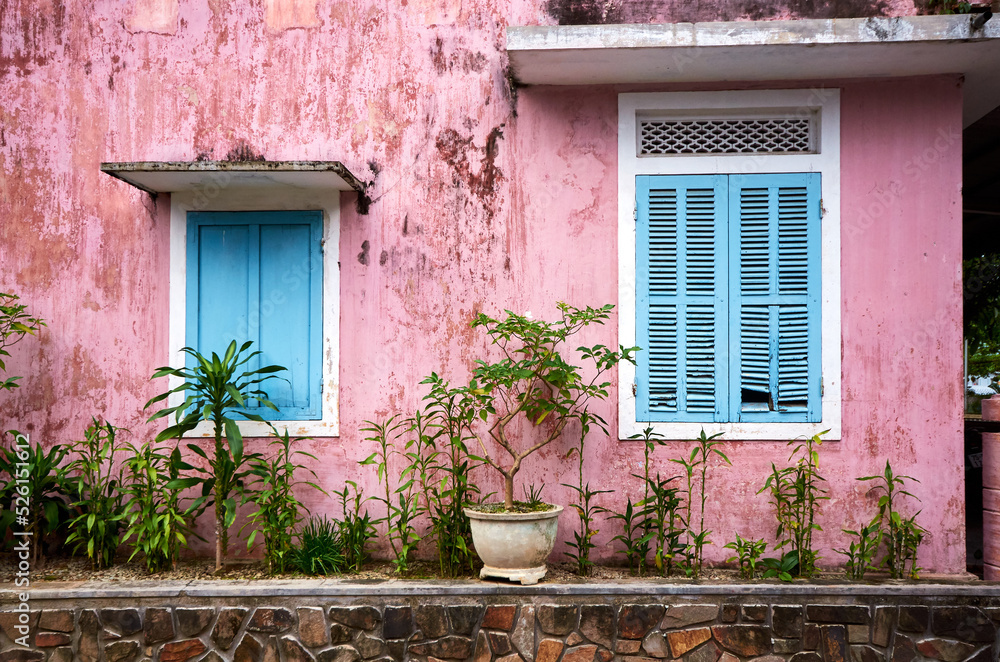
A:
[834, 517, 882, 581]
[522, 483, 546, 508]
[121, 440, 201, 572]
[724, 534, 767, 580]
[858, 461, 925, 579]
[464, 304, 637, 509]
[563, 412, 611, 576]
[420, 373, 481, 577]
[243, 427, 324, 574]
[643, 471, 685, 577]
[333, 480, 375, 572]
[757, 432, 829, 578]
[294, 516, 346, 575]
[670, 429, 728, 578]
[64, 419, 128, 569]
[0, 292, 45, 393]
[0, 433, 71, 562]
[609, 497, 645, 575]
[360, 416, 421, 573]
[761, 550, 799, 582]
[145, 340, 285, 572]
[615, 426, 665, 575]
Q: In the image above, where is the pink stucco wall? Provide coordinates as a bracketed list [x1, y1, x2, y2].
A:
[0, 0, 966, 572]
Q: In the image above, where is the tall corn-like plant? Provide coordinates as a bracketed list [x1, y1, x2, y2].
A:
[144, 340, 286, 572]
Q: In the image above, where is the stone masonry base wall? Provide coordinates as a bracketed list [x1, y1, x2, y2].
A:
[0, 585, 996, 662]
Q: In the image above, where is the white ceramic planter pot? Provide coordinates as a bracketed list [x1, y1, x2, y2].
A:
[464, 505, 563, 585]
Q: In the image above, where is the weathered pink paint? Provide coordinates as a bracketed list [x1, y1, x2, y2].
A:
[0, 0, 966, 572]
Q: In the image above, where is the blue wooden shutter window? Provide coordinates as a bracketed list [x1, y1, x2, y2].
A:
[728, 173, 821, 422]
[636, 173, 821, 424]
[636, 175, 729, 421]
[186, 211, 323, 420]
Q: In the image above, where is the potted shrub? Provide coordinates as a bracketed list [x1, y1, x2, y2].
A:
[461, 303, 636, 584]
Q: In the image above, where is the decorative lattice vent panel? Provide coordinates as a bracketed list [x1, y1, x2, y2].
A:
[640, 117, 814, 156]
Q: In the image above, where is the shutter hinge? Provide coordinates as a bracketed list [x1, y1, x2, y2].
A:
[819, 198, 826, 218]
[820, 378, 824, 397]
[633, 205, 637, 222]
[320, 238, 326, 254]
[632, 383, 637, 396]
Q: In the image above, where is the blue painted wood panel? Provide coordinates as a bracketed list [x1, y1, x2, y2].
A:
[187, 211, 323, 420]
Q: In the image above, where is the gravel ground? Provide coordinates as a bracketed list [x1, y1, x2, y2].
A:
[3, 554, 970, 585]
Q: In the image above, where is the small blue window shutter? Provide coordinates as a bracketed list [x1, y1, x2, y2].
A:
[637, 175, 729, 421]
[188, 211, 323, 421]
[728, 173, 821, 422]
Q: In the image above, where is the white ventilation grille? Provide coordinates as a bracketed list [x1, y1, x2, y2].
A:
[640, 117, 815, 156]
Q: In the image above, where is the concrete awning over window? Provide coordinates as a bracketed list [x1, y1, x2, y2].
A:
[100, 161, 366, 196]
[506, 14, 1000, 126]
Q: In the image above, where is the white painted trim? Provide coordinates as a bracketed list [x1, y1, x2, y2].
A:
[168, 187, 340, 438]
[618, 88, 842, 441]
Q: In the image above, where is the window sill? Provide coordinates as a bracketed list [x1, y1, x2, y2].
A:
[187, 419, 340, 440]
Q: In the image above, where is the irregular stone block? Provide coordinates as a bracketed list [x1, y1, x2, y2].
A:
[281, 636, 317, 662]
[773, 638, 800, 654]
[622, 657, 659, 662]
[388, 639, 407, 661]
[963, 647, 994, 662]
[685, 640, 721, 662]
[38, 609, 74, 633]
[790, 654, 822, 662]
[384, 607, 413, 640]
[496, 655, 525, 662]
[721, 605, 738, 623]
[931, 607, 995, 643]
[234, 633, 263, 662]
[490, 632, 513, 655]
[331, 623, 353, 644]
[873, 607, 894, 647]
[667, 627, 711, 657]
[897, 607, 928, 633]
[144, 607, 174, 644]
[248, 608, 295, 634]
[330, 607, 381, 631]
[409, 635, 474, 659]
[891, 635, 916, 662]
[772, 606, 804, 639]
[712, 625, 771, 657]
[318, 646, 362, 662]
[357, 633, 388, 659]
[0, 651, 43, 662]
[416, 606, 449, 639]
[299, 607, 329, 648]
[802, 624, 820, 650]
[202, 654, 226, 662]
[619, 605, 665, 639]
[176, 608, 214, 637]
[79, 610, 100, 662]
[820, 625, 849, 662]
[850, 645, 883, 662]
[47, 649, 72, 662]
[512, 605, 536, 661]
[561, 644, 598, 662]
[742, 605, 767, 622]
[538, 605, 578, 635]
[661, 604, 719, 630]
[718, 654, 739, 662]
[566, 633, 584, 646]
[747, 657, 783, 662]
[213, 608, 249, 649]
[474, 630, 491, 662]
[916, 637, 976, 662]
[806, 606, 870, 625]
[596, 650, 613, 662]
[35, 632, 71, 647]
[160, 639, 208, 662]
[105, 641, 140, 662]
[580, 605, 614, 648]
[483, 605, 517, 631]
[641, 631, 669, 658]
[446, 606, 482, 635]
[617, 639, 642, 654]
[100, 609, 142, 635]
[536, 638, 565, 662]
[262, 636, 281, 662]
[847, 625, 868, 644]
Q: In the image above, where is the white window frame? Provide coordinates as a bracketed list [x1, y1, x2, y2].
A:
[618, 89, 841, 441]
[168, 187, 340, 438]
